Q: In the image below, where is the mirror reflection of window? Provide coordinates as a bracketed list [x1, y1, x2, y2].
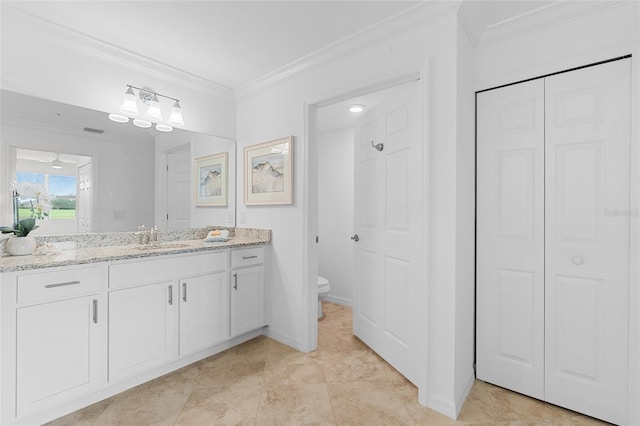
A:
[15, 149, 92, 234]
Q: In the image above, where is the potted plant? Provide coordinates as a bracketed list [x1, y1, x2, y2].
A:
[1, 218, 39, 256]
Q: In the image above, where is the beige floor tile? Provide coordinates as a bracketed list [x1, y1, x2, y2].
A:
[174, 385, 260, 425]
[45, 397, 114, 426]
[264, 350, 327, 385]
[256, 383, 335, 425]
[94, 387, 191, 425]
[195, 358, 266, 389]
[320, 350, 393, 383]
[317, 327, 369, 352]
[328, 381, 414, 425]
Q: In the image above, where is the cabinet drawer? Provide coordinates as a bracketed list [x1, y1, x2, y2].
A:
[17, 265, 107, 305]
[231, 247, 264, 268]
[110, 251, 228, 289]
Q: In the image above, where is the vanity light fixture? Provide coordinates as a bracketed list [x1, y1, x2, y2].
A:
[133, 118, 152, 128]
[348, 104, 366, 113]
[108, 113, 129, 123]
[109, 84, 184, 132]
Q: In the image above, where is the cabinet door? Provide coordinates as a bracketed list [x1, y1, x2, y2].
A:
[179, 272, 229, 356]
[16, 294, 105, 417]
[109, 281, 177, 382]
[231, 266, 265, 337]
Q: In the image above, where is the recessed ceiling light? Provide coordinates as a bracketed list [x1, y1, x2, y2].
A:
[155, 123, 173, 132]
[108, 113, 129, 123]
[348, 104, 366, 113]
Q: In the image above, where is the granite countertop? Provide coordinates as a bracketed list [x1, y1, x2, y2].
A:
[0, 227, 271, 273]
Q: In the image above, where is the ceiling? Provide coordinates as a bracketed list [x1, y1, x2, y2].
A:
[2, 1, 558, 133]
[5, 1, 556, 90]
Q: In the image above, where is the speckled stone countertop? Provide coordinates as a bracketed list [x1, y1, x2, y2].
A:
[0, 227, 271, 273]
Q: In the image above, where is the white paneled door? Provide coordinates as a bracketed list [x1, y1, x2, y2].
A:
[476, 78, 546, 400]
[353, 81, 422, 385]
[167, 147, 191, 230]
[477, 58, 630, 425]
[544, 60, 630, 425]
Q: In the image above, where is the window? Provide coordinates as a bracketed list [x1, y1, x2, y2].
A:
[16, 172, 77, 221]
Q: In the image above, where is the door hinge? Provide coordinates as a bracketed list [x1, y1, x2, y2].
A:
[166, 213, 169, 220]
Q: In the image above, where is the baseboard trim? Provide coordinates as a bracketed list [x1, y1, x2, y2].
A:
[264, 328, 305, 352]
[427, 394, 457, 420]
[455, 372, 476, 418]
[324, 295, 352, 307]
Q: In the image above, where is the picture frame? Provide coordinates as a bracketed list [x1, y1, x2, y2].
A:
[244, 136, 293, 205]
[194, 152, 228, 206]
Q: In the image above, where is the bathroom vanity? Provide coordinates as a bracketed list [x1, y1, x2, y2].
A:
[0, 227, 270, 426]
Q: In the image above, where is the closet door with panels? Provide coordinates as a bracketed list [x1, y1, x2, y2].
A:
[477, 58, 631, 425]
[544, 60, 630, 424]
[476, 79, 545, 400]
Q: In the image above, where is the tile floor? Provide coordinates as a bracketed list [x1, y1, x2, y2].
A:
[47, 302, 609, 425]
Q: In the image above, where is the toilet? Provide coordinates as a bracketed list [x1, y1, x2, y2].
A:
[317, 275, 331, 319]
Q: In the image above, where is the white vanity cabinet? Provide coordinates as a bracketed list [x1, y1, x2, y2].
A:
[3, 264, 108, 419]
[108, 280, 177, 382]
[179, 272, 229, 355]
[108, 251, 228, 382]
[230, 247, 266, 337]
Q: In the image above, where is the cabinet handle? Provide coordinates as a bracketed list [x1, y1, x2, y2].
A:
[183, 282, 187, 302]
[92, 299, 98, 324]
[242, 255, 258, 260]
[233, 273, 238, 290]
[45, 280, 80, 288]
[168, 285, 173, 305]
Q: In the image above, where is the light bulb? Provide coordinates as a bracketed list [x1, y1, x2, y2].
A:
[167, 100, 184, 126]
[144, 94, 163, 122]
[119, 86, 139, 116]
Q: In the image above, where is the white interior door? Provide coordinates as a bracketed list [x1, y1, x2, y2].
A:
[77, 162, 92, 233]
[544, 59, 630, 425]
[476, 79, 545, 399]
[167, 147, 191, 230]
[353, 81, 422, 384]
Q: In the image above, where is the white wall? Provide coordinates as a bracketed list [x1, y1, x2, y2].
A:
[1, 120, 155, 233]
[155, 132, 236, 230]
[0, 5, 236, 140]
[474, 2, 639, 424]
[317, 127, 355, 306]
[454, 17, 477, 412]
[236, 4, 470, 417]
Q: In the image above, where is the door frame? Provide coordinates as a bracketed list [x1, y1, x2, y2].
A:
[302, 63, 431, 405]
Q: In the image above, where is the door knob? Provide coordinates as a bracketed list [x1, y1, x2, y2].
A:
[350, 234, 359, 242]
[572, 256, 584, 266]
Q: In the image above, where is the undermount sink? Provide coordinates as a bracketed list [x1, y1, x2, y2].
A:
[135, 242, 191, 250]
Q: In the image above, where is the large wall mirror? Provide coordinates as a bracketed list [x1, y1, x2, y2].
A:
[0, 90, 236, 235]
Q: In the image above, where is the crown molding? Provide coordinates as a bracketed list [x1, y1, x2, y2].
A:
[479, 0, 629, 48]
[3, 5, 234, 101]
[237, 1, 461, 99]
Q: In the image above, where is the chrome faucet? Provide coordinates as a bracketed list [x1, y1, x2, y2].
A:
[149, 225, 159, 243]
[136, 224, 148, 244]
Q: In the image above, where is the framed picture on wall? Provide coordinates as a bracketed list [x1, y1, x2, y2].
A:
[244, 136, 293, 205]
[194, 152, 228, 206]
